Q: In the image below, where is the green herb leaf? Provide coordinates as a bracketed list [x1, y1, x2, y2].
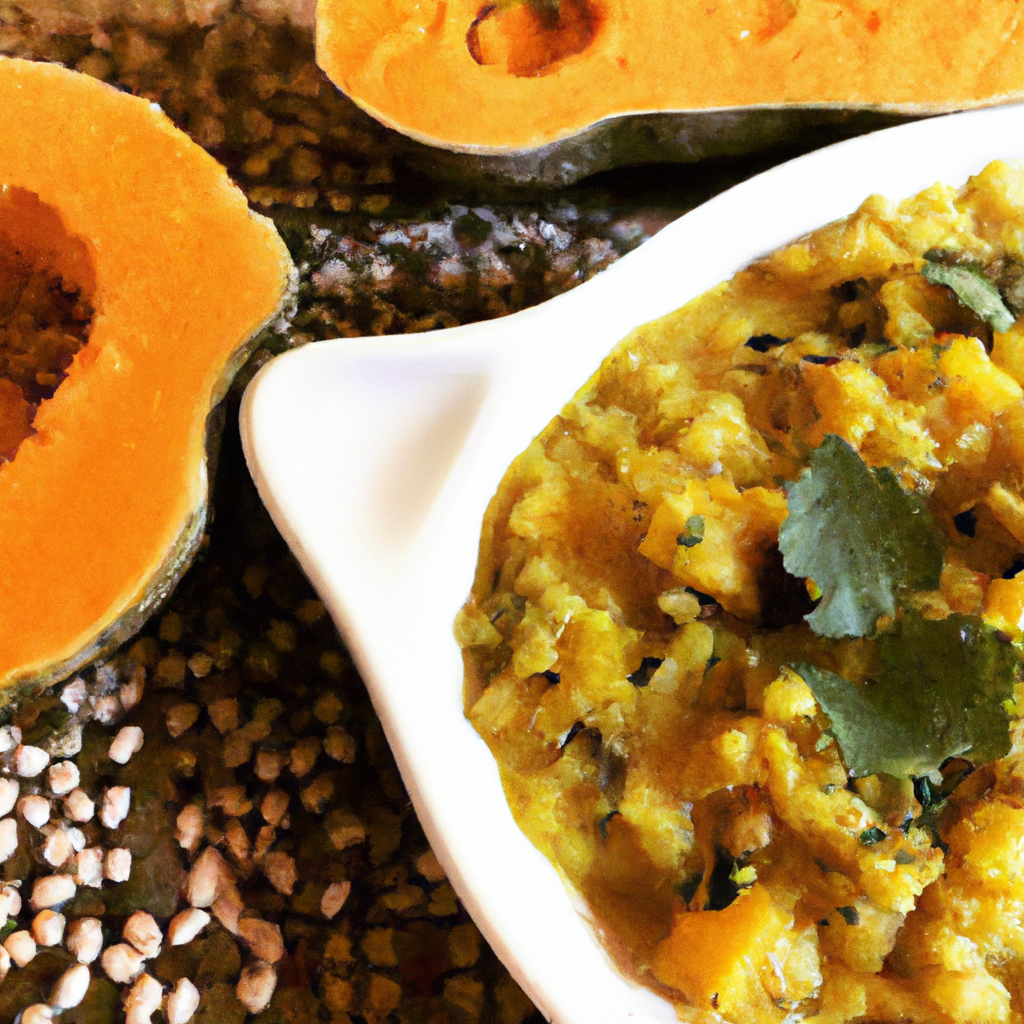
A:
[676, 515, 705, 548]
[793, 613, 1020, 778]
[858, 827, 886, 846]
[922, 258, 1015, 333]
[779, 435, 944, 638]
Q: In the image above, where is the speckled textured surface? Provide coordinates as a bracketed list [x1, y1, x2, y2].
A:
[0, 9, 810, 1019]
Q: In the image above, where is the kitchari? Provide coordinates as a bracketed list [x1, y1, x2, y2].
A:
[456, 161, 1024, 1023]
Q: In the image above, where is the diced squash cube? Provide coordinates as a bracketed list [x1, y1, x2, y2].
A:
[983, 576, 1024, 638]
[638, 477, 786, 619]
[947, 800, 1024, 900]
[926, 970, 1011, 1024]
[651, 886, 794, 1018]
[939, 335, 1023, 425]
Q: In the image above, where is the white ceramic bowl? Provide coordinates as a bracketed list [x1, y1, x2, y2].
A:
[240, 104, 1024, 1024]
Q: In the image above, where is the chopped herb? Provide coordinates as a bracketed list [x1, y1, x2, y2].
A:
[559, 721, 585, 749]
[894, 850, 917, 865]
[858, 827, 886, 846]
[779, 435, 945, 638]
[745, 333, 791, 352]
[953, 508, 977, 537]
[541, 669, 560, 684]
[598, 809, 620, 840]
[627, 657, 663, 687]
[836, 906, 860, 926]
[802, 354, 842, 366]
[922, 256, 1015, 333]
[705, 849, 742, 910]
[793, 612, 1021, 778]
[913, 774, 934, 808]
[676, 515, 705, 548]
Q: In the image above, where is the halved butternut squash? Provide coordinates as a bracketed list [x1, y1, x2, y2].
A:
[0, 57, 295, 694]
[316, 0, 1024, 179]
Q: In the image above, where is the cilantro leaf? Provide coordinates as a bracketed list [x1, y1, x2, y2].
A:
[676, 515, 705, 548]
[921, 258, 1015, 333]
[779, 435, 944, 638]
[793, 613, 1020, 778]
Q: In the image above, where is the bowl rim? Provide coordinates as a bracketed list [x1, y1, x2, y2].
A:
[241, 102, 1024, 1024]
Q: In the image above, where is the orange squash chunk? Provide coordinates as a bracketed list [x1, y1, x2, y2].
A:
[0, 58, 294, 692]
[316, 0, 1024, 154]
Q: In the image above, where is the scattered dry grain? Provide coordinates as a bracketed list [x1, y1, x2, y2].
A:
[47, 760, 79, 795]
[74, 848, 104, 887]
[261, 789, 288, 827]
[66, 917, 103, 964]
[313, 691, 343, 723]
[31, 874, 75, 909]
[124, 910, 162, 958]
[238, 917, 284, 962]
[109, 726, 144, 764]
[32, 909, 65, 946]
[19, 795, 49, 829]
[237, 960, 277, 1013]
[100, 785, 130, 829]
[6, 929, 36, 967]
[50, 962, 91, 1009]
[20, 1005, 52, 1024]
[321, 880, 351, 919]
[0, 885, 22, 918]
[324, 725, 356, 762]
[124, 973, 163, 1024]
[166, 977, 200, 1023]
[0, 818, 17, 862]
[42, 829, 73, 868]
[261, 850, 297, 895]
[254, 749, 284, 782]
[168, 907, 210, 946]
[60, 679, 87, 714]
[105, 847, 132, 882]
[175, 803, 203, 852]
[207, 697, 239, 734]
[0, 779, 18, 817]
[63, 788, 94, 823]
[289, 736, 320, 777]
[101, 942, 145, 984]
[187, 846, 229, 908]
[301, 773, 334, 813]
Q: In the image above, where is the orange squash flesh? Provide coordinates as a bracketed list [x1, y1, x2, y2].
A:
[0, 57, 294, 693]
[316, 0, 1024, 154]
